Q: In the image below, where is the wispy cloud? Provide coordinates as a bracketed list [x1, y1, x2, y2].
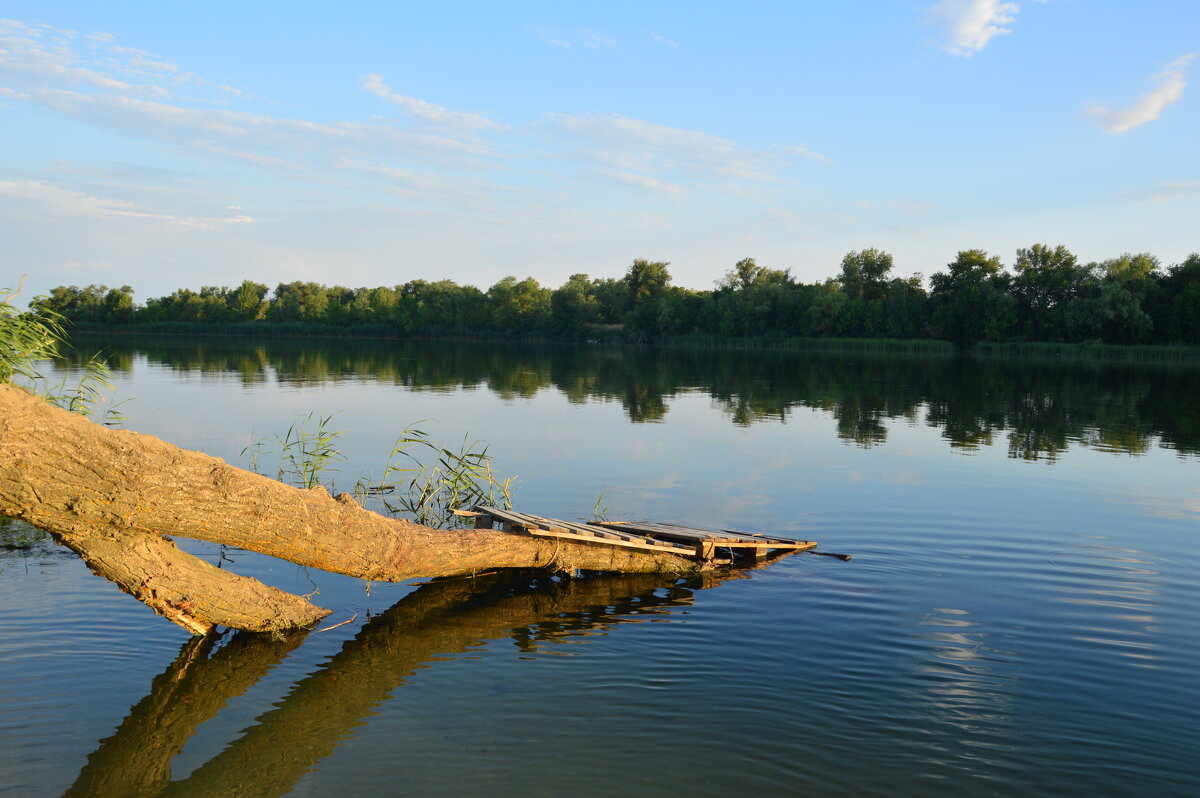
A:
[1085, 54, 1196, 134]
[779, 143, 830, 163]
[928, 0, 1020, 56]
[1, 14, 807, 274]
[0, 179, 253, 229]
[532, 27, 616, 49]
[579, 30, 616, 49]
[1, 19, 194, 97]
[596, 169, 687, 196]
[545, 113, 780, 187]
[650, 33, 679, 48]
[1125, 180, 1200, 204]
[360, 74, 502, 130]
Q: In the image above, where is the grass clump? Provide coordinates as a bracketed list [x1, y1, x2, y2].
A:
[245, 416, 515, 529]
[365, 423, 515, 528]
[1, 280, 125, 424]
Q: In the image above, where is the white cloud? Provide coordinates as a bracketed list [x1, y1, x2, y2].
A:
[532, 27, 616, 50]
[929, 0, 1020, 56]
[650, 33, 679, 48]
[546, 113, 779, 185]
[579, 30, 616, 49]
[0, 31, 153, 94]
[360, 74, 502, 130]
[28, 89, 498, 167]
[1085, 54, 1196, 134]
[779, 143, 830, 163]
[596, 170, 687, 196]
[1126, 180, 1200, 204]
[0, 179, 252, 229]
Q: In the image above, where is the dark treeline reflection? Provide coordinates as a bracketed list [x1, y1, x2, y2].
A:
[67, 335, 1200, 459]
[66, 570, 727, 798]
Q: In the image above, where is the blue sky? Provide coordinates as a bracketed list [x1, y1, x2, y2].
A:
[1, 1, 1197, 301]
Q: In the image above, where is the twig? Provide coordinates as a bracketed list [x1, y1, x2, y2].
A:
[315, 613, 357, 633]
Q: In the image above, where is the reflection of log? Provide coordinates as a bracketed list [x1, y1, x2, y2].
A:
[70, 571, 731, 798]
[65, 631, 306, 798]
[0, 385, 697, 633]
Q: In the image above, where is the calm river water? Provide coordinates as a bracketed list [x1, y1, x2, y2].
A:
[2, 336, 1198, 797]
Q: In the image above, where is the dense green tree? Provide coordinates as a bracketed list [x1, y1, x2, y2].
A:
[712, 257, 796, 336]
[883, 275, 928, 339]
[551, 273, 601, 336]
[838, 248, 894, 301]
[101, 286, 135, 324]
[1162, 253, 1200, 343]
[808, 282, 853, 337]
[488, 276, 551, 333]
[591, 277, 628, 324]
[32, 245, 1198, 348]
[33, 285, 111, 323]
[623, 260, 674, 339]
[624, 259, 671, 306]
[1012, 244, 1088, 340]
[268, 282, 329, 323]
[930, 250, 1016, 346]
[226, 281, 269, 322]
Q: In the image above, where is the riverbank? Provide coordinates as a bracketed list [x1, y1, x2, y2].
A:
[64, 322, 1200, 364]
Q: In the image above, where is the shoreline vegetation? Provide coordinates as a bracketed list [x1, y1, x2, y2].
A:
[64, 322, 1200, 364]
[26, 245, 1200, 362]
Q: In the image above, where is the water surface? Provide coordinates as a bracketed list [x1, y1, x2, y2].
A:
[2, 337, 1198, 796]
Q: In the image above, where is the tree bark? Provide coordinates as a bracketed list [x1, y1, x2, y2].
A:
[0, 384, 697, 633]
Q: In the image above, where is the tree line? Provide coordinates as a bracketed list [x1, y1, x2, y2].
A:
[30, 245, 1200, 345]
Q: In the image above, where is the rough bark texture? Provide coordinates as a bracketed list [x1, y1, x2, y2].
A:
[0, 384, 696, 632]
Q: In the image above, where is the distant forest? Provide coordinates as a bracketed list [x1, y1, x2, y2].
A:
[31, 246, 1200, 346]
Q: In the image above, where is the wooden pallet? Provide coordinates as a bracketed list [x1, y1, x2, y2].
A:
[460, 506, 817, 561]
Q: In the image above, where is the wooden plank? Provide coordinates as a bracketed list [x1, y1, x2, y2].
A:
[474, 506, 816, 554]
[598, 520, 816, 548]
[475, 506, 693, 552]
[595, 521, 749, 546]
[739, 544, 769, 560]
[624, 518, 802, 545]
[477, 507, 645, 542]
[549, 520, 640, 542]
[475, 506, 541, 530]
[526, 528, 694, 555]
[522, 515, 625, 540]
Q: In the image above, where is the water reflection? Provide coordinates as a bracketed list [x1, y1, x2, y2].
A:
[1048, 544, 1164, 667]
[64, 335, 1200, 459]
[66, 570, 732, 798]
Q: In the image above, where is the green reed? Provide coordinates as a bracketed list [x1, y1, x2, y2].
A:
[2, 282, 126, 425]
[362, 423, 515, 529]
[244, 416, 515, 528]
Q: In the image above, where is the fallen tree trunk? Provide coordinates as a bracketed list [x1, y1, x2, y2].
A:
[0, 384, 697, 633]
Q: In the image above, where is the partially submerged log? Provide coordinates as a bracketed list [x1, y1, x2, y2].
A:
[0, 384, 697, 633]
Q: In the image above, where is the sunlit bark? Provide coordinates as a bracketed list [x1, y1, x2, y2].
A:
[0, 384, 696, 633]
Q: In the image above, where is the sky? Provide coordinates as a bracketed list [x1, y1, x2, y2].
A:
[1, 0, 1197, 302]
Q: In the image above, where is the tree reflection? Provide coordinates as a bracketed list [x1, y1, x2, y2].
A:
[67, 570, 736, 798]
[64, 334, 1200, 459]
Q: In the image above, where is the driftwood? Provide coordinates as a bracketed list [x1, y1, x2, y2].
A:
[0, 384, 698, 634]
